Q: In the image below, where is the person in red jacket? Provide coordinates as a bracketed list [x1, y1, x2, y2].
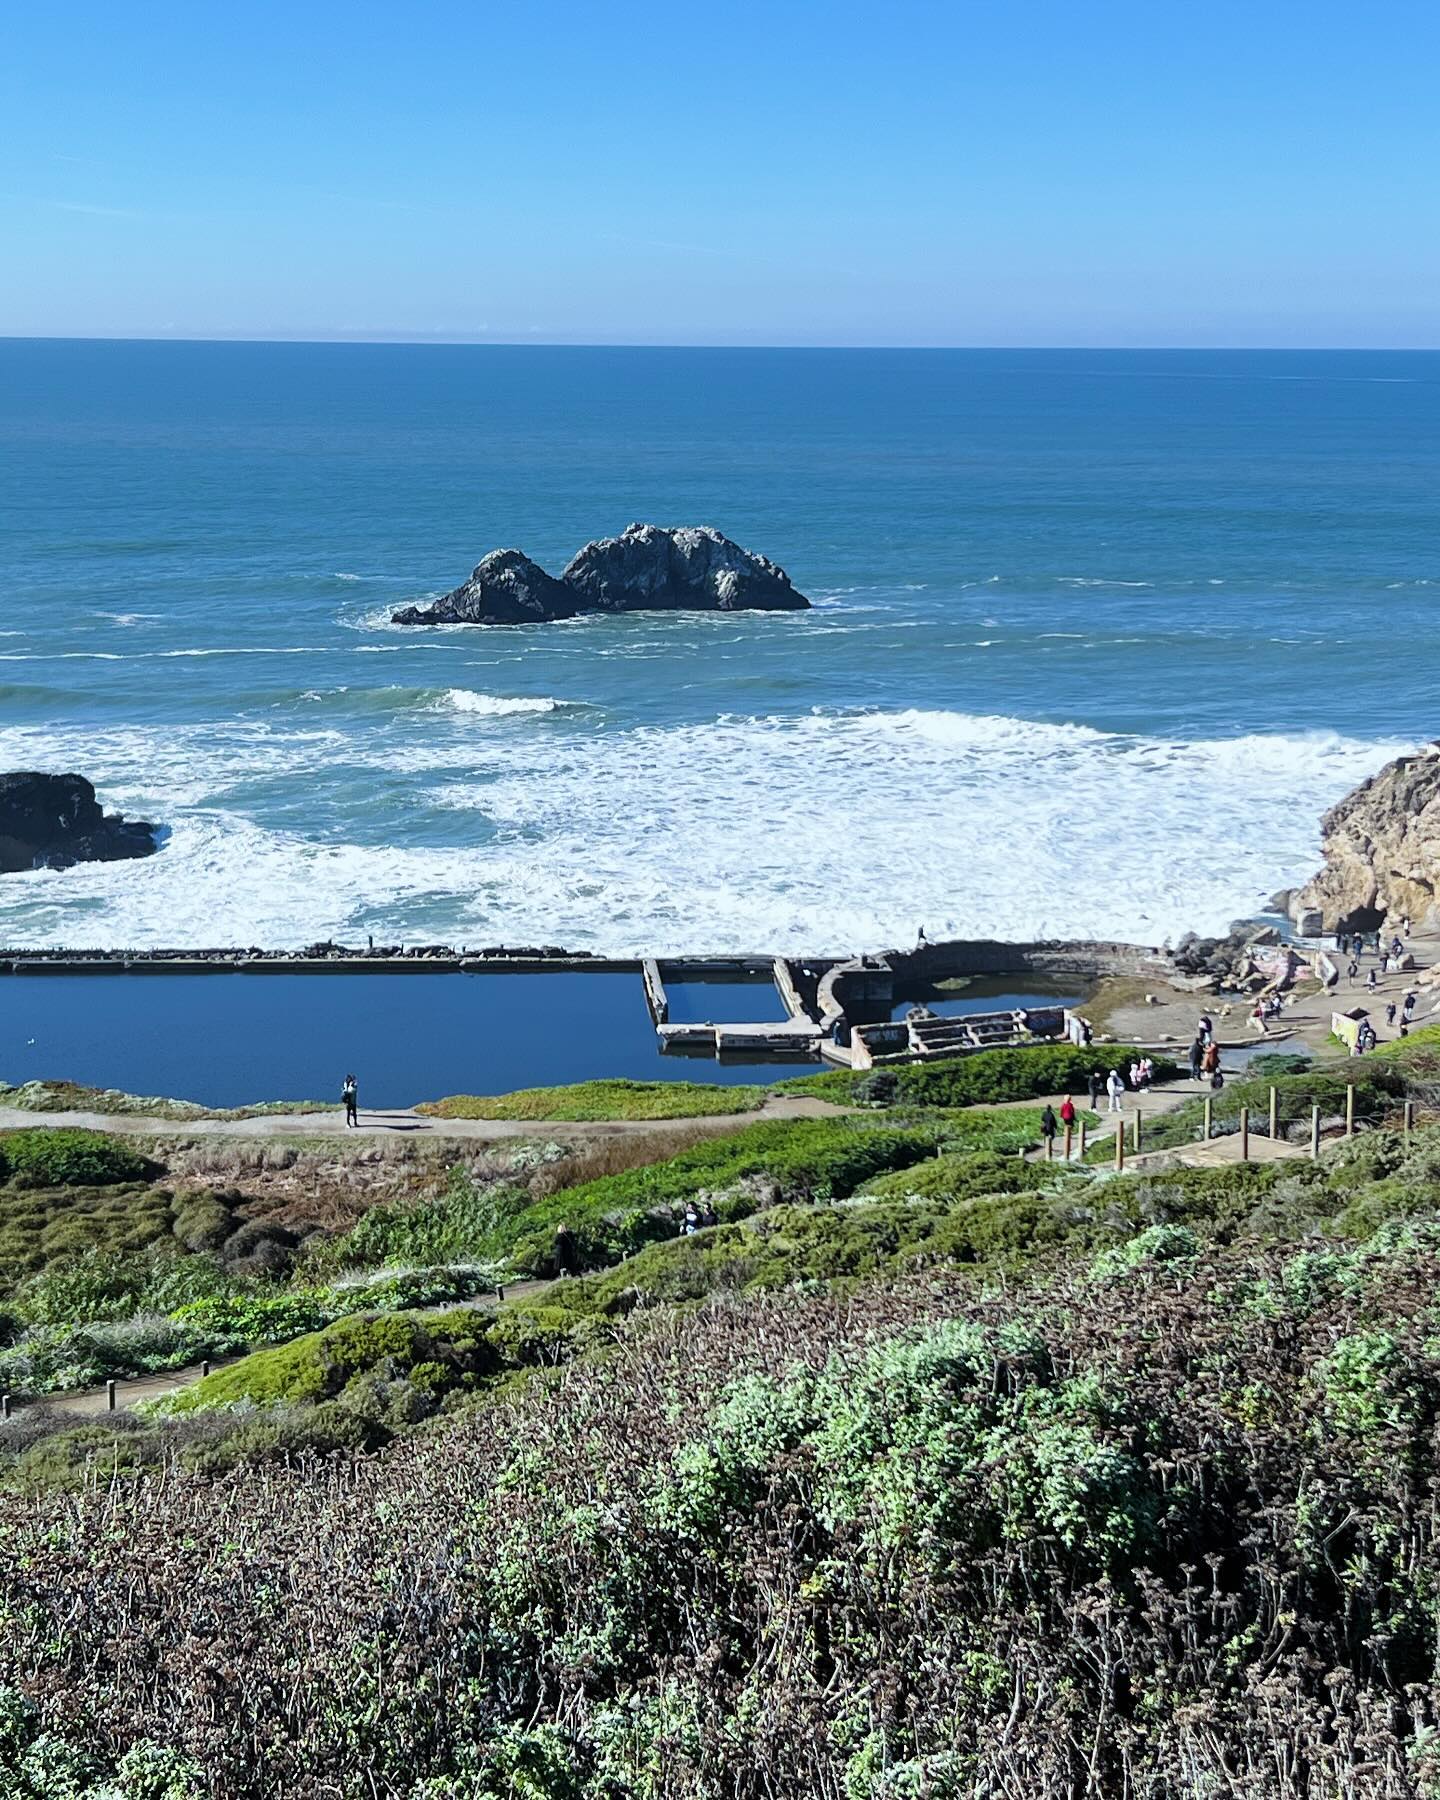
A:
[1059, 1094, 1077, 1130]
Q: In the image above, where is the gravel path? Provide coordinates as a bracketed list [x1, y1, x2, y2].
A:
[0, 1092, 844, 1142]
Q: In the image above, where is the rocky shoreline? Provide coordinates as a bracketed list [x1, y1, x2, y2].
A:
[0, 772, 158, 876]
[392, 523, 810, 625]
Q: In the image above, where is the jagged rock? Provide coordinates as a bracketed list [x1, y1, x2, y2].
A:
[0, 772, 158, 875]
[1293, 743, 1440, 933]
[391, 550, 578, 626]
[391, 524, 809, 625]
[560, 524, 808, 615]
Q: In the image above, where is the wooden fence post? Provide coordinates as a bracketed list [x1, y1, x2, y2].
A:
[1345, 1084, 1356, 1137]
[1044, 1133, 1053, 1162]
[1114, 1123, 1125, 1172]
[200, 1360, 211, 1379]
[1, 1394, 9, 1421]
[1310, 1105, 1321, 1159]
[1240, 1106, 1250, 1162]
[1404, 1101, 1415, 1139]
[1063, 1124, 1073, 1163]
[1269, 1085, 1279, 1140]
[1132, 1110, 1142, 1152]
[1078, 1121, 1088, 1162]
[106, 1380, 117, 1413]
[1203, 1095, 1213, 1142]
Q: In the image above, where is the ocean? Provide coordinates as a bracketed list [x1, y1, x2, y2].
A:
[2, 341, 1436, 958]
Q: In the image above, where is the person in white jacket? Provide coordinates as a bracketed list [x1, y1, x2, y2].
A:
[1106, 1069, 1125, 1114]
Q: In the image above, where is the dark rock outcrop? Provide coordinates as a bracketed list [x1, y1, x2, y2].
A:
[560, 524, 808, 615]
[1292, 743, 1440, 933]
[391, 550, 578, 626]
[0, 772, 158, 875]
[391, 525, 809, 625]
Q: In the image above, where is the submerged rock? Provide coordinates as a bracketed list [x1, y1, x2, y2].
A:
[391, 524, 809, 625]
[1293, 742, 1440, 932]
[0, 771, 158, 875]
[391, 549, 578, 626]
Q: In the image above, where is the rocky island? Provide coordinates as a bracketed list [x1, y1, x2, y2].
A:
[392, 523, 810, 625]
[0, 771, 158, 875]
[1291, 740, 1440, 933]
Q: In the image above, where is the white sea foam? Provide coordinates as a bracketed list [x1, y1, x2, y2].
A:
[438, 689, 562, 718]
[0, 708, 1412, 955]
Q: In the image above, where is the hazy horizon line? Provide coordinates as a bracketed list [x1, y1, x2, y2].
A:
[3, 333, 1439, 354]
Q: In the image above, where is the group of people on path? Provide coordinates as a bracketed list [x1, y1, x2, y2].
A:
[1188, 1015, 1224, 1087]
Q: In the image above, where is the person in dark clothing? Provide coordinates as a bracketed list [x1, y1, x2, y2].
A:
[342, 1073, 358, 1128]
[1188, 1037, 1205, 1082]
[1040, 1104, 1058, 1150]
[1386, 1001, 1398, 1028]
[1087, 1070, 1102, 1111]
[553, 1224, 578, 1277]
[1404, 991, 1418, 1022]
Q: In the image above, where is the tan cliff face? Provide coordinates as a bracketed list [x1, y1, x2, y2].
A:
[1294, 742, 1440, 932]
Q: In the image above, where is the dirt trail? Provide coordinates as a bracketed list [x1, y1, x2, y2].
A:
[0, 1092, 846, 1143]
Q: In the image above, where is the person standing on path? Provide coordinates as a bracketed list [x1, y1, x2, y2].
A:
[1040, 1104, 1058, 1153]
[1059, 1094, 1077, 1133]
[342, 1072, 358, 1129]
[1105, 1069, 1124, 1114]
[1189, 1037, 1205, 1082]
[1088, 1070, 1103, 1112]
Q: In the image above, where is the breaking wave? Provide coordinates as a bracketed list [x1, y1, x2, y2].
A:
[0, 708, 1411, 956]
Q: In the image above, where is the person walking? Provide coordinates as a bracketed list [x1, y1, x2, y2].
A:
[1088, 1069, 1103, 1111]
[1188, 1036, 1205, 1082]
[1386, 1001, 1398, 1028]
[1040, 1104, 1058, 1154]
[1404, 990, 1418, 1023]
[1105, 1069, 1124, 1114]
[1059, 1094, 1077, 1132]
[342, 1072, 358, 1129]
[1365, 967, 1378, 994]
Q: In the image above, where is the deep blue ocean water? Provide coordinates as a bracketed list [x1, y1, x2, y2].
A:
[2, 341, 1437, 966]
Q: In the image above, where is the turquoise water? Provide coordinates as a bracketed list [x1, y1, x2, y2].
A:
[2, 342, 1435, 956]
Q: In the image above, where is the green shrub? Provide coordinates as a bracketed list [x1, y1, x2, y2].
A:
[168, 1306, 499, 1412]
[0, 1128, 155, 1188]
[783, 1044, 1178, 1110]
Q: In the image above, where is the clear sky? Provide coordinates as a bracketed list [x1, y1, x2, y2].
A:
[3, 0, 1437, 347]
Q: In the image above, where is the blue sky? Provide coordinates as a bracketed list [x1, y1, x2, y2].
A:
[3, 0, 1437, 346]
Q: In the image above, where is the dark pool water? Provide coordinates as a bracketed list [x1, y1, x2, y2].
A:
[890, 976, 1084, 1022]
[0, 972, 791, 1110]
[664, 980, 787, 1025]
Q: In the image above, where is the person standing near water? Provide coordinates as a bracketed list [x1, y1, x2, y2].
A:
[342, 1072, 358, 1128]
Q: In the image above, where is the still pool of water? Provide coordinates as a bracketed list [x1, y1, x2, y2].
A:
[0, 973, 790, 1110]
[890, 977, 1084, 1022]
[664, 980, 788, 1025]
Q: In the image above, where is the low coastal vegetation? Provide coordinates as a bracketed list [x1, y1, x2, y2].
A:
[782, 1040, 1179, 1107]
[4, 1034, 1440, 1790]
[418, 1077, 769, 1121]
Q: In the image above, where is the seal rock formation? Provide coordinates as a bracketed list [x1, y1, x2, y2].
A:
[1292, 742, 1440, 932]
[0, 772, 158, 875]
[391, 525, 809, 625]
[390, 549, 578, 626]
